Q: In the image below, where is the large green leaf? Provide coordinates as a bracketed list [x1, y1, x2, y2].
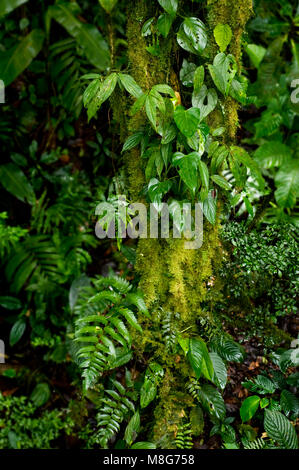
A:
[201, 190, 217, 225]
[240, 396, 260, 422]
[188, 337, 214, 381]
[47, 2, 109, 70]
[174, 106, 201, 137]
[210, 352, 227, 390]
[0, 296, 22, 310]
[172, 151, 200, 194]
[192, 85, 218, 120]
[0, 163, 35, 204]
[254, 141, 292, 169]
[0, 0, 28, 17]
[264, 409, 298, 449]
[177, 17, 207, 55]
[208, 53, 236, 96]
[0, 30, 45, 86]
[275, 159, 299, 208]
[199, 384, 226, 420]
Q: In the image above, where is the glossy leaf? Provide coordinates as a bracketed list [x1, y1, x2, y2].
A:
[9, 318, 26, 346]
[0, 30, 45, 86]
[0, 163, 35, 205]
[0, 0, 28, 17]
[47, 2, 109, 70]
[240, 396, 260, 422]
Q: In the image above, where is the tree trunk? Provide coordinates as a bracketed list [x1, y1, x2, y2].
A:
[112, 0, 252, 447]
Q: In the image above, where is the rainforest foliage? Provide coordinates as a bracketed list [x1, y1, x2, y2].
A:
[0, 0, 298, 450]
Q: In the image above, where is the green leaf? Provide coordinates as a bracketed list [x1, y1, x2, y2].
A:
[124, 411, 140, 445]
[210, 352, 227, 390]
[0, 296, 22, 310]
[0, 163, 35, 204]
[122, 132, 143, 153]
[208, 53, 236, 96]
[192, 85, 218, 120]
[264, 409, 298, 449]
[274, 159, 299, 208]
[193, 65, 205, 92]
[99, 0, 118, 13]
[280, 390, 299, 417]
[0, 0, 28, 17]
[245, 44, 266, 69]
[47, 3, 109, 70]
[254, 142, 291, 169]
[86, 73, 118, 120]
[140, 363, 164, 408]
[180, 60, 197, 87]
[177, 17, 207, 55]
[157, 13, 174, 38]
[240, 396, 260, 422]
[230, 146, 265, 190]
[201, 191, 217, 225]
[199, 384, 226, 420]
[213, 24, 232, 53]
[9, 318, 26, 346]
[198, 161, 209, 189]
[118, 74, 143, 98]
[30, 383, 51, 407]
[211, 174, 231, 190]
[158, 0, 178, 15]
[172, 151, 200, 194]
[131, 442, 156, 449]
[211, 337, 245, 363]
[174, 106, 201, 137]
[0, 29, 45, 86]
[188, 337, 214, 381]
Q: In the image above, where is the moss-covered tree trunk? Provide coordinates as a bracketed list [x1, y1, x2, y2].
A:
[113, 0, 252, 447]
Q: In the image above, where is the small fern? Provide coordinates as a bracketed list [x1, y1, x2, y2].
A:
[95, 380, 135, 448]
[175, 422, 193, 449]
[74, 276, 144, 391]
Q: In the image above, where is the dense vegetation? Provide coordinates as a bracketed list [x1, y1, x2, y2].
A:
[0, 0, 298, 450]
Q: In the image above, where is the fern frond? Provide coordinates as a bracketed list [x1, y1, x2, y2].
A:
[175, 423, 193, 449]
[95, 381, 135, 448]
